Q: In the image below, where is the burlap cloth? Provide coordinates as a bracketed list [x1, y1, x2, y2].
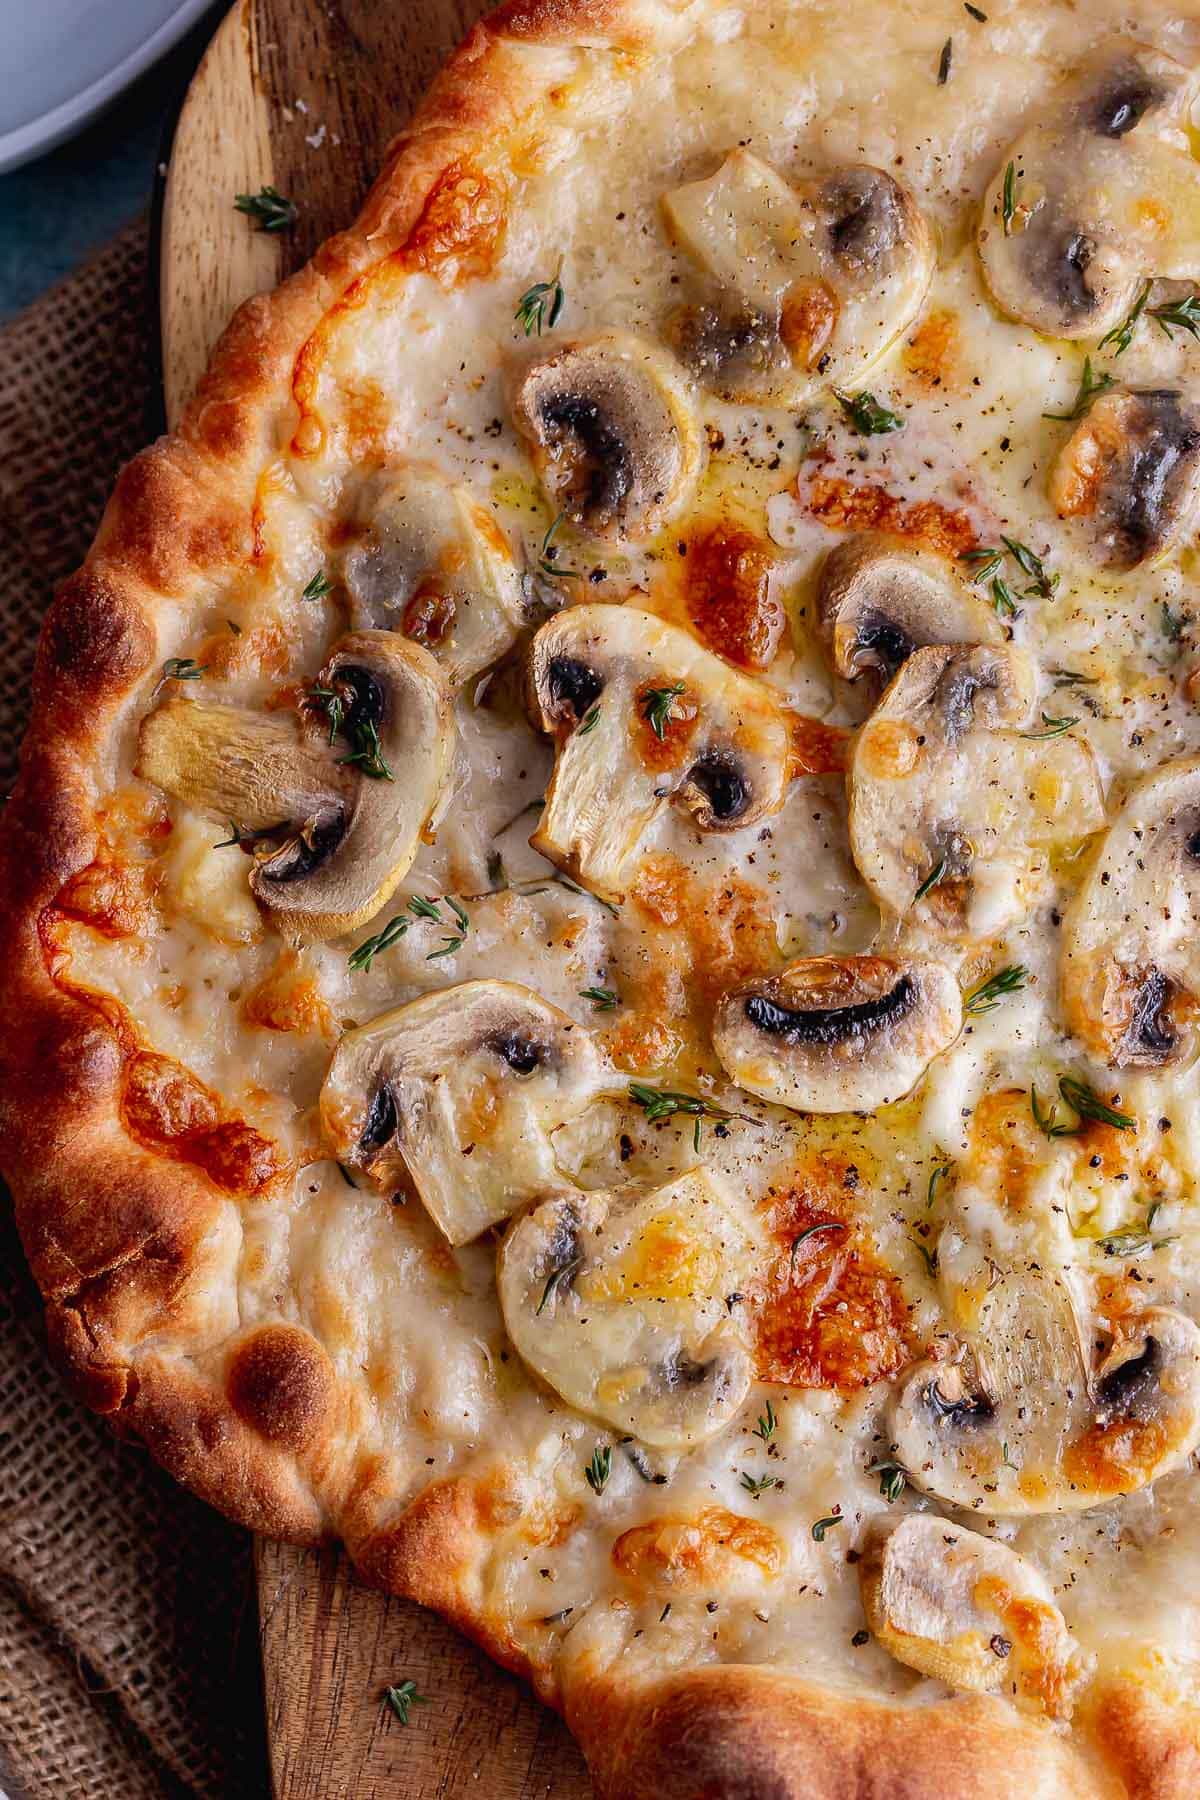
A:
[0, 222, 270, 1800]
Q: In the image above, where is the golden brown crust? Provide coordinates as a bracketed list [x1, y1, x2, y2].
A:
[567, 1664, 1119, 1800]
[3, 2, 1200, 1794]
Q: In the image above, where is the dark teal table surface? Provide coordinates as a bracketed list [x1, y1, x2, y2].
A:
[0, 5, 223, 327]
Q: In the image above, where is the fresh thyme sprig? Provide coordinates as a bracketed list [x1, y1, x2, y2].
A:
[383, 1679, 428, 1725]
[1001, 161, 1017, 235]
[537, 512, 581, 579]
[579, 986, 619, 1011]
[307, 684, 393, 780]
[348, 914, 409, 972]
[963, 964, 1028, 1016]
[1000, 535, 1058, 599]
[1031, 1075, 1135, 1138]
[1043, 355, 1116, 422]
[1021, 712, 1078, 739]
[641, 682, 687, 741]
[161, 656, 206, 682]
[536, 1254, 583, 1316]
[1095, 1201, 1176, 1259]
[585, 1444, 612, 1495]
[1098, 281, 1151, 356]
[740, 1471, 779, 1498]
[308, 684, 344, 744]
[515, 276, 565, 337]
[627, 1081, 740, 1152]
[1151, 291, 1200, 341]
[834, 389, 904, 435]
[754, 1399, 777, 1443]
[302, 569, 333, 601]
[234, 185, 298, 233]
[867, 1459, 907, 1503]
[914, 858, 946, 903]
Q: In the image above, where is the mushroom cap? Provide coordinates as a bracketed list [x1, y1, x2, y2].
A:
[320, 979, 608, 1244]
[816, 533, 1004, 706]
[978, 46, 1200, 339]
[339, 462, 528, 682]
[848, 643, 1105, 933]
[508, 330, 703, 542]
[1048, 387, 1200, 571]
[661, 149, 933, 404]
[1061, 754, 1200, 1067]
[861, 1515, 1090, 1718]
[712, 955, 962, 1114]
[890, 1273, 1200, 1514]
[526, 603, 792, 902]
[250, 631, 456, 940]
[497, 1169, 756, 1448]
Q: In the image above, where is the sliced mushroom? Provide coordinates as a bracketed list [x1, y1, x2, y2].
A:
[320, 980, 609, 1244]
[498, 1169, 755, 1448]
[816, 534, 1004, 707]
[1061, 754, 1200, 1067]
[339, 463, 528, 681]
[712, 955, 961, 1114]
[509, 331, 703, 541]
[526, 604, 791, 902]
[661, 150, 933, 403]
[978, 46, 1200, 338]
[848, 644, 1105, 932]
[1048, 387, 1200, 570]
[890, 1269, 1200, 1513]
[137, 631, 455, 940]
[861, 1516, 1091, 1719]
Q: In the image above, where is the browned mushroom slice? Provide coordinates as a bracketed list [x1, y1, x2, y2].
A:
[526, 604, 791, 902]
[1049, 388, 1200, 570]
[321, 979, 609, 1244]
[979, 45, 1200, 339]
[861, 1516, 1091, 1719]
[1061, 755, 1200, 1066]
[137, 631, 455, 941]
[509, 332, 703, 541]
[890, 1272, 1200, 1514]
[498, 1170, 756, 1448]
[339, 463, 528, 681]
[662, 150, 932, 403]
[848, 644, 1104, 932]
[712, 956, 961, 1114]
[816, 533, 1003, 706]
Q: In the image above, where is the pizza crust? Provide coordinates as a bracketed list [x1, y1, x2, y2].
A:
[3, 1, 1200, 1793]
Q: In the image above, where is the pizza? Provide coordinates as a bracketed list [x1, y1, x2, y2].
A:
[8, 0, 1200, 1792]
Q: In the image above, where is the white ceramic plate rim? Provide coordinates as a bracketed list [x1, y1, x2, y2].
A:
[0, 0, 216, 176]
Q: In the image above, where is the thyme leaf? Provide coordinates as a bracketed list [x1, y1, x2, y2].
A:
[383, 1679, 428, 1725]
[964, 964, 1028, 1016]
[348, 914, 409, 972]
[835, 389, 904, 435]
[1097, 280, 1151, 356]
[162, 656, 206, 682]
[537, 512, 581, 579]
[740, 1471, 779, 1498]
[579, 986, 619, 1011]
[937, 37, 953, 83]
[753, 1399, 777, 1443]
[302, 569, 333, 601]
[811, 1513, 843, 1541]
[584, 1444, 612, 1495]
[1043, 355, 1116, 422]
[1150, 291, 1200, 341]
[515, 276, 566, 337]
[867, 1460, 907, 1503]
[577, 703, 601, 737]
[789, 1220, 846, 1269]
[1001, 161, 1017, 236]
[1021, 712, 1078, 739]
[536, 1254, 582, 1316]
[641, 682, 687, 741]
[234, 185, 297, 233]
[914, 858, 946, 903]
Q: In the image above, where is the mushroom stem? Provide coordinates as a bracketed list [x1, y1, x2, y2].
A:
[137, 699, 345, 831]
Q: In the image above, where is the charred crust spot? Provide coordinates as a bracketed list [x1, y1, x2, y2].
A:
[360, 1080, 399, 1154]
[687, 748, 749, 824]
[1097, 1335, 1160, 1421]
[744, 974, 915, 1047]
[226, 1323, 333, 1450]
[546, 655, 603, 722]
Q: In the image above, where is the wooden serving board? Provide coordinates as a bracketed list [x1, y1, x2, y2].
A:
[159, 5, 592, 1794]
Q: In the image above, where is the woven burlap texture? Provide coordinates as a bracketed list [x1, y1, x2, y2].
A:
[0, 223, 269, 1800]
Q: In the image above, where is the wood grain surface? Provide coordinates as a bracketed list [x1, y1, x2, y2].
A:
[161, 4, 592, 1795]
